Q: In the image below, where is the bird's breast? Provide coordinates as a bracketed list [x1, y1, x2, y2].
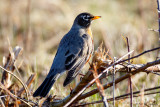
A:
[86, 27, 93, 39]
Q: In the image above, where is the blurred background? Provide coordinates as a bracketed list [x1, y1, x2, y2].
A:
[0, 0, 159, 106]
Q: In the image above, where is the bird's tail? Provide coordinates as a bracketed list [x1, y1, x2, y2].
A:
[33, 73, 59, 97]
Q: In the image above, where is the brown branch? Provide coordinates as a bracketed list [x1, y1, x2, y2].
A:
[0, 83, 32, 107]
[17, 74, 36, 96]
[157, 0, 160, 45]
[156, 0, 160, 58]
[74, 86, 160, 107]
[92, 64, 108, 107]
[0, 98, 5, 107]
[112, 57, 116, 106]
[0, 66, 29, 100]
[78, 59, 160, 101]
[126, 37, 133, 107]
[1, 46, 22, 88]
[116, 64, 160, 73]
[116, 47, 160, 65]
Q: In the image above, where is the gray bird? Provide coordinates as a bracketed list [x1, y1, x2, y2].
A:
[33, 12, 101, 97]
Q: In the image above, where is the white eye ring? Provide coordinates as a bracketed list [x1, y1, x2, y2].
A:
[82, 15, 89, 21]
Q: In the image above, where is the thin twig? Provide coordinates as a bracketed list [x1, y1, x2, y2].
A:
[92, 64, 108, 107]
[0, 83, 32, 107]
[150, 71, 160, 75]
[78, 59, 160, 101]
[140, 84, 144, 107]
[157, 0, 160, 44]
[1, 46, 22, 88]
[126, 37, 133, 107]
[0, 98, 5, 107]
[117, 47, 160, 65]
[75, 91, 160, 107]
[148, 28, 159, 32]
[113, 57, 116, 107]
[74, 86, 160, 107]
[17, 74, 36, 96]
[156, 0, 160, 58]
[0, 65, 29, 100]
[117, 64, 160, 73]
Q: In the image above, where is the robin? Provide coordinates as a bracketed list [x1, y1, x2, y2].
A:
[33, 12, 101, 97]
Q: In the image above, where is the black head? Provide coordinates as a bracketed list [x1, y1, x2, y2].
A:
[74, 12, 101, 28]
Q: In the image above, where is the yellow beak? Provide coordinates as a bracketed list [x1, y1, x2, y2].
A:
[91, 16, 101, 20]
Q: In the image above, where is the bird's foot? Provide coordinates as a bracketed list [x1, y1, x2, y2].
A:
[69, 85, 73, 94]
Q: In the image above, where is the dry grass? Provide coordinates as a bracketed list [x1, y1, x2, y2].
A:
[0, 0, 160, 106]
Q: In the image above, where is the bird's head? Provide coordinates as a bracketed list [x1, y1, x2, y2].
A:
[74, 12, 101, 28]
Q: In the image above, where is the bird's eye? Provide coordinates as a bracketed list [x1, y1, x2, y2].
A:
[87, 15, 90, 18]
[82, 15, 89, 21]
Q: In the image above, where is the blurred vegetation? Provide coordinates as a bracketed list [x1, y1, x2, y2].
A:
[0, 0, 159, 106]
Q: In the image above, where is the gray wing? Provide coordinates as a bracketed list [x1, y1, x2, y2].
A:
[63, 34, 93, 87]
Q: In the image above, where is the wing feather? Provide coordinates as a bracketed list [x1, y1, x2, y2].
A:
[63, 45, 89, 86]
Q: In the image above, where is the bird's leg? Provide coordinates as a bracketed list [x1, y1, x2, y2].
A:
[79, 73, 85, 82]
[69, 84, 73, 94]
[79, 73, 85, 77]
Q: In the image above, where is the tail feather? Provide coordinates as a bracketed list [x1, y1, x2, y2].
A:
[33, 73, 59, 97]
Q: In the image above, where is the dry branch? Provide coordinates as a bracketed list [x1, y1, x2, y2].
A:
[116, 64, 160, 74]
[0, 83, 32, 107]
[78, 59, 160, 101]
[112, 57, 116, 107]
[0, 98, 5, 107]
[1, 46, 22, 88]
[116, 47, 160, 65]
[157, 0, 160, 44]
[126, 37, 133, 107]
[92, 64, 108, 107]
[74, 87, 160, 107]
[0, 65, 29, 100]
[17, 74, 36, 96]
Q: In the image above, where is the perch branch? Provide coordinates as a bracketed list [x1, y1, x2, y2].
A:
[75, 90, 160, 107]
[78, 59, 160, 101]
